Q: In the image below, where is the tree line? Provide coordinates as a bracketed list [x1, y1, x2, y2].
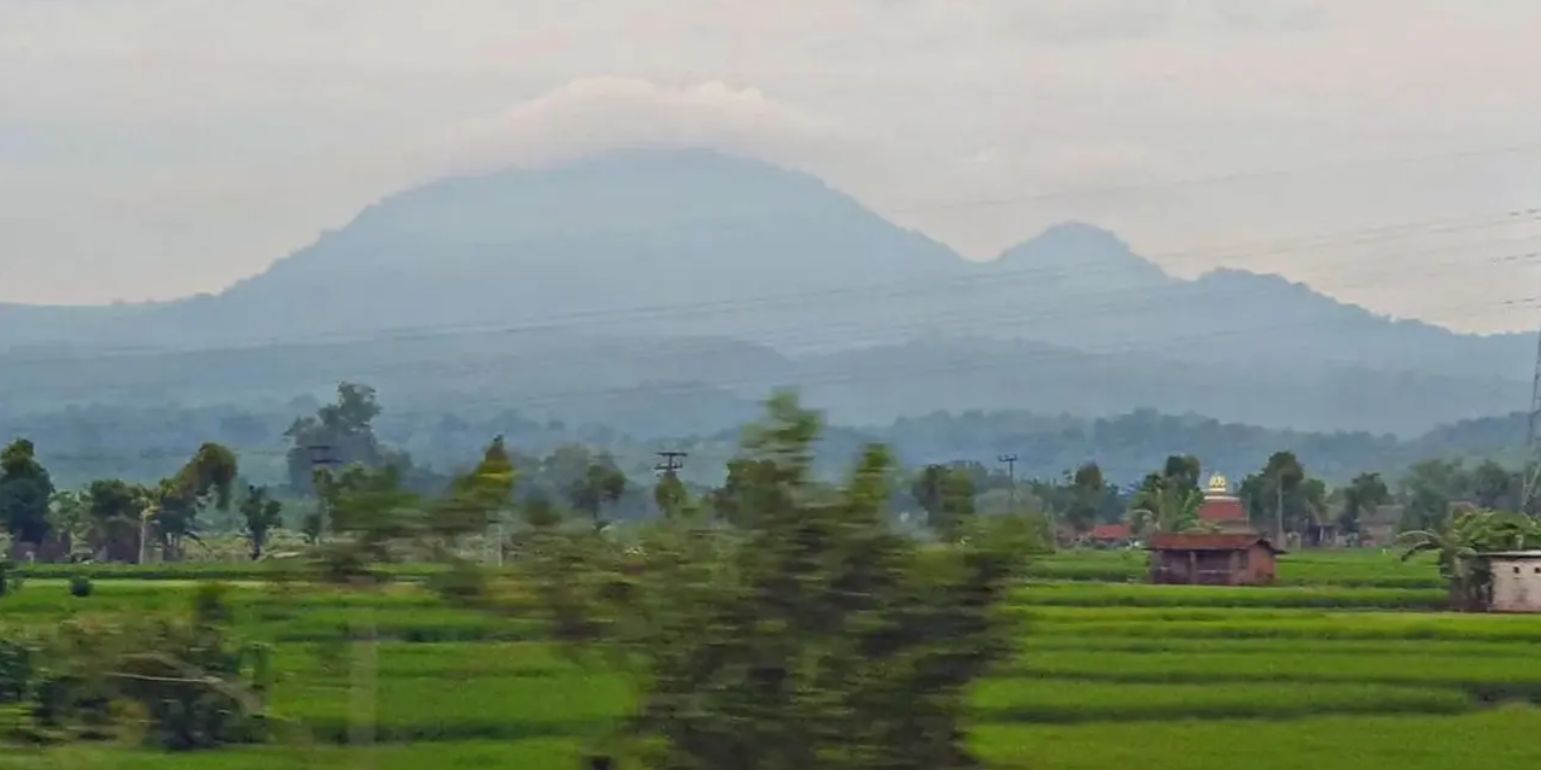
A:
[2, 382, 1532, 563]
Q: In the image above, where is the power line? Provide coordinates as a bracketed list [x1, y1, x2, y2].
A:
[3, 207, 1537, 371]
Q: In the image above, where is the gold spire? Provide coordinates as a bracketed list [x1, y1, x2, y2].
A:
[1206, 473, 1230, 496]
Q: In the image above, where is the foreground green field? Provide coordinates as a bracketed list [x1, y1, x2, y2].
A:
[8, 550, 1540, 768]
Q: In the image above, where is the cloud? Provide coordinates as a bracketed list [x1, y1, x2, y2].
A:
[434, 77, 844, 177]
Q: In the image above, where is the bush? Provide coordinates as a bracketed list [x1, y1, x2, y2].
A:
[68, 576, 93, 598]
[0, 559, 19, 597]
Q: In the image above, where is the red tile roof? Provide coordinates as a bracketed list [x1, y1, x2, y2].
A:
[1089, 523, 1132, 540]
[1198, 497, 1249, 523]
[1147, 533, 1281, 552]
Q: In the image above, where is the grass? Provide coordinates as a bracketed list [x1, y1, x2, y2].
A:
[970, 707, 1541, 770]
[1, 549, 1532, 768]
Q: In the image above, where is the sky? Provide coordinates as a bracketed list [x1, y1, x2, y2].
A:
[2, 0, 1539, 332]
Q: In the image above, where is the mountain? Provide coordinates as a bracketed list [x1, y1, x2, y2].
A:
[0, 148, 1529, 434]
[0, 150, 966, 351]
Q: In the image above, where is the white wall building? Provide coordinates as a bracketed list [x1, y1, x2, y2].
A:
[1483, 551, 1541, 613]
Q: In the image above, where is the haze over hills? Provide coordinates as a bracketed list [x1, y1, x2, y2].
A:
[0, 149, 1529, 435]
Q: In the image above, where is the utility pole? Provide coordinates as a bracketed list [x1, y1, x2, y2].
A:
[1276, 480, 1286, 548]
[655, 450, 688, 476]
[307, 444, 340, 538]
[997, 454, 1018, 513]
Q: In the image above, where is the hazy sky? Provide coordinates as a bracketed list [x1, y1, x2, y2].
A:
[3, 0, 1538, 332]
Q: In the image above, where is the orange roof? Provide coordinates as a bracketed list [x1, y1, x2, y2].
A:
[1148, 533, 1281, 552]
[1089, 523, 1132, 540]
[1198, 496, 1249, 524]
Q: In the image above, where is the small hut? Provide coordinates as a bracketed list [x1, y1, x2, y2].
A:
[1482, 551, 1541, 613]
[1148, 533, 1282, 586]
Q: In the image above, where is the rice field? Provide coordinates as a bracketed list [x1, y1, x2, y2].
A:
[5, 549, 1541, 768]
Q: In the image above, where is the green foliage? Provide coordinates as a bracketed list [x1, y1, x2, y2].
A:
[23, 585, 269, 749]
[1, 439, 56, 546]
[653, 471, 689, 519]
[146, 444, 240, 561]
[0, 636, 31, 702]
[238, 486, 283, 561]
[1338, 472, 1390, 535]
[1126, 455, 1211, 538]
[431, 436, 516, 544]
[1398, 508, 1541, 609]
[1240, 451, 1327, 541]
[910, 462, 977, 541]
[522, 391, 1031, 770]
[85, 479, 150, 562]
[313, 465, 424, 581]
[68, 576, 93, 598]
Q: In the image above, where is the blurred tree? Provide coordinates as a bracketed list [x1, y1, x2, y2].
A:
[1064, 462, 1105, 534]
[147, 443, 238, 561]
[1470, 460, 1518, 511]
[432, 436, 517, 547]
[519, 391, 1032, 770]
[239, 485, 284, 561]
[284, 382, 389, 493]
[1400, 459, 1470, 533]
[0, 439, 55, 548]
[85, 479, 150, 562]
[567, 454, 626, 532]
[910, 464, 976, 542]
[654, 469, 689, 519]
[1338, 472, 1390, 536]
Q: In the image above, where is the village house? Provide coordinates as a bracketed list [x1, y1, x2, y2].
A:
[1481, 551, 1541, 613]
[1147, 474, 1283, 586]
[1086, 522, 1132, 548]
[1148, 532, 1283, 585]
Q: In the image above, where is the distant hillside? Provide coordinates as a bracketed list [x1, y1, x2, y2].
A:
[0, 148, 1529, 434]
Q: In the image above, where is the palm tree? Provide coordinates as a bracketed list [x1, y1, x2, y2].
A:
[1128, 485, 1205, 539]
[1399, 509, 1539, 610]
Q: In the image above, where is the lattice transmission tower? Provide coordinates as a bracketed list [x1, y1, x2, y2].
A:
[1523, 332, 1541, 513]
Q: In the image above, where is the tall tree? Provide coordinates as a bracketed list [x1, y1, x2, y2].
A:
[432, 436, 517, 545]
[567, 454, 626, 532]
[284, 383, 389, 493]
[1240, 451, 1324, 542]
[1064, 462, 1106, 534]
[85, 479, 149, 562]
[148, 443, 238, 561]
[1343, 468, 1393, 535]
[910, 464, 976, 542]
[239, 485, 284, 561]
[654, 469, 689, 519]
[0, 439, 55, 548]
[1400, 459, 1470, 533]
[1338, 472, 1391, 536]
[520, 391, 1031, 770]
[1470, 460, 1518, 511]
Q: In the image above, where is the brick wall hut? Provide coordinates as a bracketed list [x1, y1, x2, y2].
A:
[1148, 533, 1282, 586]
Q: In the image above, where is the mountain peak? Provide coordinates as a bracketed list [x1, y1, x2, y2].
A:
[994, 221, 1173, 289]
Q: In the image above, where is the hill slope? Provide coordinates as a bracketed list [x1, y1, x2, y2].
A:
[0, 148, 1528, 433]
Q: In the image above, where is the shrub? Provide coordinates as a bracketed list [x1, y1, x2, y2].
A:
[68, 576, 93, 598]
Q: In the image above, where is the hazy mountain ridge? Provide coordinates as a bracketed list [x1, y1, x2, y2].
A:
[0, 148, 1528, 434]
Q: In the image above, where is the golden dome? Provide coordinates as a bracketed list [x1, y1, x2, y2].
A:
[1206, 473, 1230, 495]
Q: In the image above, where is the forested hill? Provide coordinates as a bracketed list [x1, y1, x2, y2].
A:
[6, 397, 1525, 490]
[0, 149, 1530, 436]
